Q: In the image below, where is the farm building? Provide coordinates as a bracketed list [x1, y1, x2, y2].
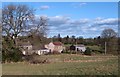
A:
[45, 42, 64, 53]
[35, 48, 49, 55]
[18, 41, 33, 55]
[70, 44, 86, 52]
[75, 45, 86, 52]
[18, 41, 65, 55]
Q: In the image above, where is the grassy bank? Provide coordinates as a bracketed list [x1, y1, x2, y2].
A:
[2, 54, 118, 75]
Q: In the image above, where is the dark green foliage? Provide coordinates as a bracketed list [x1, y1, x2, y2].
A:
[2, 37, 23, 63]
[61, 50, 71, 54]
[84, 47, 91, 55]
[2, 47, 23, 62]
[11, 47, 22, 62]
[71, 51, 77, 54]
[70, 45, 76, 50]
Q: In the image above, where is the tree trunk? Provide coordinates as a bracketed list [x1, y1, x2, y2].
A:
[14, 37, 18, 47]
[13, 36, 18, 48]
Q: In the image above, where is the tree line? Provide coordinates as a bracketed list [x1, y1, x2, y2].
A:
[49, 28, 118, 55]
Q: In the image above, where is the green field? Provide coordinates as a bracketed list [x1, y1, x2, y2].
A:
[2, 54, 118, 75]
[86, 45, 101, 50]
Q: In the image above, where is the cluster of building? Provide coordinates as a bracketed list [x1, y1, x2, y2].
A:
[19, 41, 86, 55]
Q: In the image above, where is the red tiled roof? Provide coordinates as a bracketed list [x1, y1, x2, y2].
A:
[53, 42, 62, 46]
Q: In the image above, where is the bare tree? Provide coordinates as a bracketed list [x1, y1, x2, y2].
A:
[2, 4, 34, 46]
[101, 28, 118, 54]
[28, 16, 48, 37]
[28, 16, 48, 47]
[101, 28, 117, 39]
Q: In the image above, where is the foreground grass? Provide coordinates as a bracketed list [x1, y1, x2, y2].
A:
[2, 54, 118, 75]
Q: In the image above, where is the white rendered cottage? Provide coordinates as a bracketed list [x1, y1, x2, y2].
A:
[45, 42, 64, 53]
[75, 45, 86, 52]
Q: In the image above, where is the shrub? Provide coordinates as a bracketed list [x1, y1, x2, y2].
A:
[84, 47, 91, 55]
[61, 50, 71, 54]
[29, 58, 50, 64]
[2, 50, 6, 63]
[11, 47, 23, 62]
[2, 37, 23, 63]
[2, 47, 23, 62]
[71, 51, 77, 54]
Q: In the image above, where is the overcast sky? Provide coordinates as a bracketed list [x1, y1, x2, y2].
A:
[2, 2, 118, 38]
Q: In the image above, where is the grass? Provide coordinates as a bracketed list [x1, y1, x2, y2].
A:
[86, 45, 101, 51]
[86, 45, 104, 54]
[2, 54, 118, 75]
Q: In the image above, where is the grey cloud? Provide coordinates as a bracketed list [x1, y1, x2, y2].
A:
[34, 15, 118, 37]
[94, 18, 118, 26]
[81, 18, 118, 33]
[69, 19, 90, 25]
[48, 16, 70, 26]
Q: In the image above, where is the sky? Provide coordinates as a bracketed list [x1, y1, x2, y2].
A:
[2, 2, 118, 38]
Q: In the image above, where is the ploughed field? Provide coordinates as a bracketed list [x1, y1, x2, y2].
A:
[2, 54, 118, 75]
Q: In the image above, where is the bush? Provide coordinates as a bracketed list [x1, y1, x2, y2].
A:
[2, 37, 23, 63]
[84, 47, 91, 55]
[2, 47, 23, 62]
[30, 59, 50, 64]
[12, 48, 23, 62]
[71, 51, 77, 54]
[61, 50, 71, 54]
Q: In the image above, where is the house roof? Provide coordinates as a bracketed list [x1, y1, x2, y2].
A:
[75, 44, 85, 47]
[41, 48, 48, 50]
[52, 42, 63, 46]
[32, 45, 45, 50]
[18, 41, 32, 46]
